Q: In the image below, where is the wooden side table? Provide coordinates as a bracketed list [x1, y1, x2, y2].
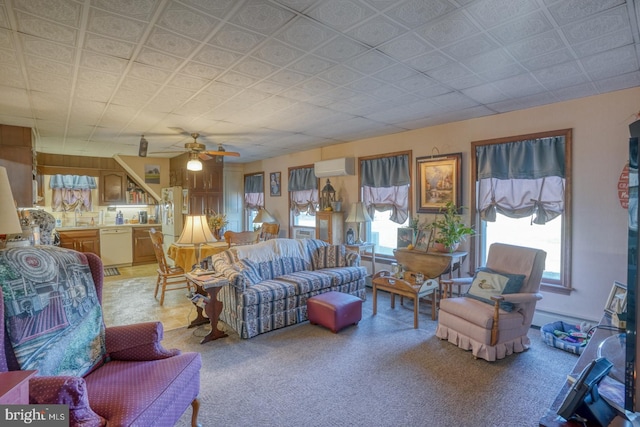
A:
[345, 242, 376, 274]
[0, 370, 37, 404]
[372, 271, 439, 327]
[186, 273, 230, 344]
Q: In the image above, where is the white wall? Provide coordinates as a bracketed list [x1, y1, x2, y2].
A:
[242, 87, 640, 324]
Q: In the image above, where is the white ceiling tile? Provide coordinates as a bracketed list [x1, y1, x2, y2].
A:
[15, 0, 81, 27]
[16, 11, 78, 46]
[80, 51, 128, 74]
[92, 0, 158, 21]
[177, 0, 237, 19]
[229, 1, 296, 36]
[427, 62, 474, 82]
[136, 47, 183, 70]
[128, 63, 171, 82]
[415, 10, 479, 46]
[316, 64, 362, 85]
[146, 27, 199, 58]
[168, 73, 209, 91]
[487, 91, 555, 113]
[290, 55, 335, 75]
[158, 3, 220, 41]
[267, 68, 309, 85]
[442, 34, 498, 61]
[492, 73, 547, 97]
[0, 6, 10, 29]
[519, 49, 574, 71]
[308, 0, 376, 32]
[182, 61, 223, 80]
[378, 32, 432, 61]
[346, 15, 404, 46]
[462, 83, 509, 104]
[25, 55, 73, 77]
[561, 5, 629, 45]
[506, 30, 565, 61]
[372, 63, 416, 82]
[0, 63, 24, 88]
[20, 34, 75, 63]
[581, 45, 638, 80]
[488, 11, 553, 45]
[463, 48, 514, 73]
[83, 33, 135, 59]
[87, 9, 145, 43]
[313, 35, 367, 61]
[446, 75, 486, 90]
[195, 45, 241, 67]
[232, 58, 277, 78]
[275, 17, 336, 50]
[209, 23, 266, 53]
[404, 51, 454, 72]
[547, 0, 625, 25]
[217, 70, 258, 87]
[466, 0, 539, 28]
[120, 76, 161, 94]
[387, 0, 456, 29]
[253, 39, 304, 66]
[572, 29, 634, 58]
[594, 71, 640, 93]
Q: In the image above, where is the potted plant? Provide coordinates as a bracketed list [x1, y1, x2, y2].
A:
[207, 211, 228, 240]
[428, 202, 475, 253]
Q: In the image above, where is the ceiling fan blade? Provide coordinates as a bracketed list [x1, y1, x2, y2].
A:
[198, 152, 213, 160]
[202, 150, 240, 157]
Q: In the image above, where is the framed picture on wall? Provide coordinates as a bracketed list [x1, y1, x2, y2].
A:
[270, 172, 281, 197]
[416, 152, 462, 213]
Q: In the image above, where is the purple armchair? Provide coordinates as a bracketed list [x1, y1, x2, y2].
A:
[0, 246, 201, 427]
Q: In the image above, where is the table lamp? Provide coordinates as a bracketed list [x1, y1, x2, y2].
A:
[177, 214, 215, 270]
[345, 202, 372, 245]
[253, 207, 275, 226]
[0, 166, 22, 248]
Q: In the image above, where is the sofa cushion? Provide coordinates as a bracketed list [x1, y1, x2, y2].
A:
[257, 257, 309, 281]
[465, 267, 526, 312]
[0, 246, 106, 376]
[312, 245, 346, 270]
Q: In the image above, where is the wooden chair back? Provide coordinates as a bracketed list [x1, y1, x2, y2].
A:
[260, 222, 280, 240]
[149, 228, 172, 274]
[224, 230, 261, 248]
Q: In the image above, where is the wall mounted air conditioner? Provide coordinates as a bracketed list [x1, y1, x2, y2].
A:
[314, 157, 355, 178]
[293, 226, 315, 240]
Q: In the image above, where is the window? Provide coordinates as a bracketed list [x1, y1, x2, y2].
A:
[288, 166, 318, 228]
[358, 151, 411, 256]
[471, 129, 572, 292]
[244, 173, 264, 230]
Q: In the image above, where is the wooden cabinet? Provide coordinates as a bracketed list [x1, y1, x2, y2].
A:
[132, 226, 156, 265]
[316, 211, 344, 244]
[100, 171, 126, 204]
[187, 162, 223, 215]
[58, 229, 100, 256]
[99, 171, 155, 205]
[0, 125, 34, 208]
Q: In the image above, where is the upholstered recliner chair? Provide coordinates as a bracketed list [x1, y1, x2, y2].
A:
[436, 243, 546, 362]
[0, 246, 201, 426]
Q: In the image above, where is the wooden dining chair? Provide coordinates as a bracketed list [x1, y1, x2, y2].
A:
[149, 228, 191, 305]
[260, 222, 280, 240]
[223, 230, 261, 248]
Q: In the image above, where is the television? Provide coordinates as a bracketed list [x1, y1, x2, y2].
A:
[627, 119, 640, 413]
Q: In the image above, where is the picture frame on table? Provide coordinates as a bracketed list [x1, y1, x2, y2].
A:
[414, 229, 432, 252]
[416, 152, 462, 213]
[270, 172, 281, 197]
[605, 281, 627, 315]
[397, 227, 414, 249]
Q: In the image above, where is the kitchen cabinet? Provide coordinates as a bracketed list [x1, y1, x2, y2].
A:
[100, 171, 126, 204]
[58, 229, 100, 256]
[316, 211, 344, 245]
[0, 125, 34, 208]
[133, 226, 156, 265]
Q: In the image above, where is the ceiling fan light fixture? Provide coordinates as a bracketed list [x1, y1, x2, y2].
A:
[187, 152, 202, 171]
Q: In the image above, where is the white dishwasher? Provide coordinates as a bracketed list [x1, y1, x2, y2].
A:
[100, 227, 133, 267]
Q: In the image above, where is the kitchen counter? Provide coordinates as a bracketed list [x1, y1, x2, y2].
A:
[55, 224, 158, 231]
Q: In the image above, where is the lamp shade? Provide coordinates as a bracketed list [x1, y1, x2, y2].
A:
[345, 202, 372, 223]
[253, 208, 276, 224]
[0, 166, 22, 235]
[177, 215, 215, 245]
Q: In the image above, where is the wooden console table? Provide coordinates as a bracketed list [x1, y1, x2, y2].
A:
[186, 272, 229, 344]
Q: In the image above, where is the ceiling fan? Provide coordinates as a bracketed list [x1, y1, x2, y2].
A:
[140, 132, 240, 162]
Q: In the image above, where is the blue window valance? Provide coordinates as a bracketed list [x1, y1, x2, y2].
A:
[288, 167, 317, 191]
[49, 175, 97, 190]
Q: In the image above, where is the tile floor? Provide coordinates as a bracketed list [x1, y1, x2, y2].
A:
[102, 263, 199, 331]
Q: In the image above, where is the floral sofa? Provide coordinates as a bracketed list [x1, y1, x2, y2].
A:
[208, 238, 367, 339]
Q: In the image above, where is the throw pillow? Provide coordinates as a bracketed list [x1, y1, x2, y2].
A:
[465, 267, 526, 312]
[236, 258, 262, 285]
[313, 245, 346, 270]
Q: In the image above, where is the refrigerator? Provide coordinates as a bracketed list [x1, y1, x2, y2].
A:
[161, 186, 183, 257]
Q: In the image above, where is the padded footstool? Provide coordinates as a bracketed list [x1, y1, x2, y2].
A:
[307, 291, 362, 333]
